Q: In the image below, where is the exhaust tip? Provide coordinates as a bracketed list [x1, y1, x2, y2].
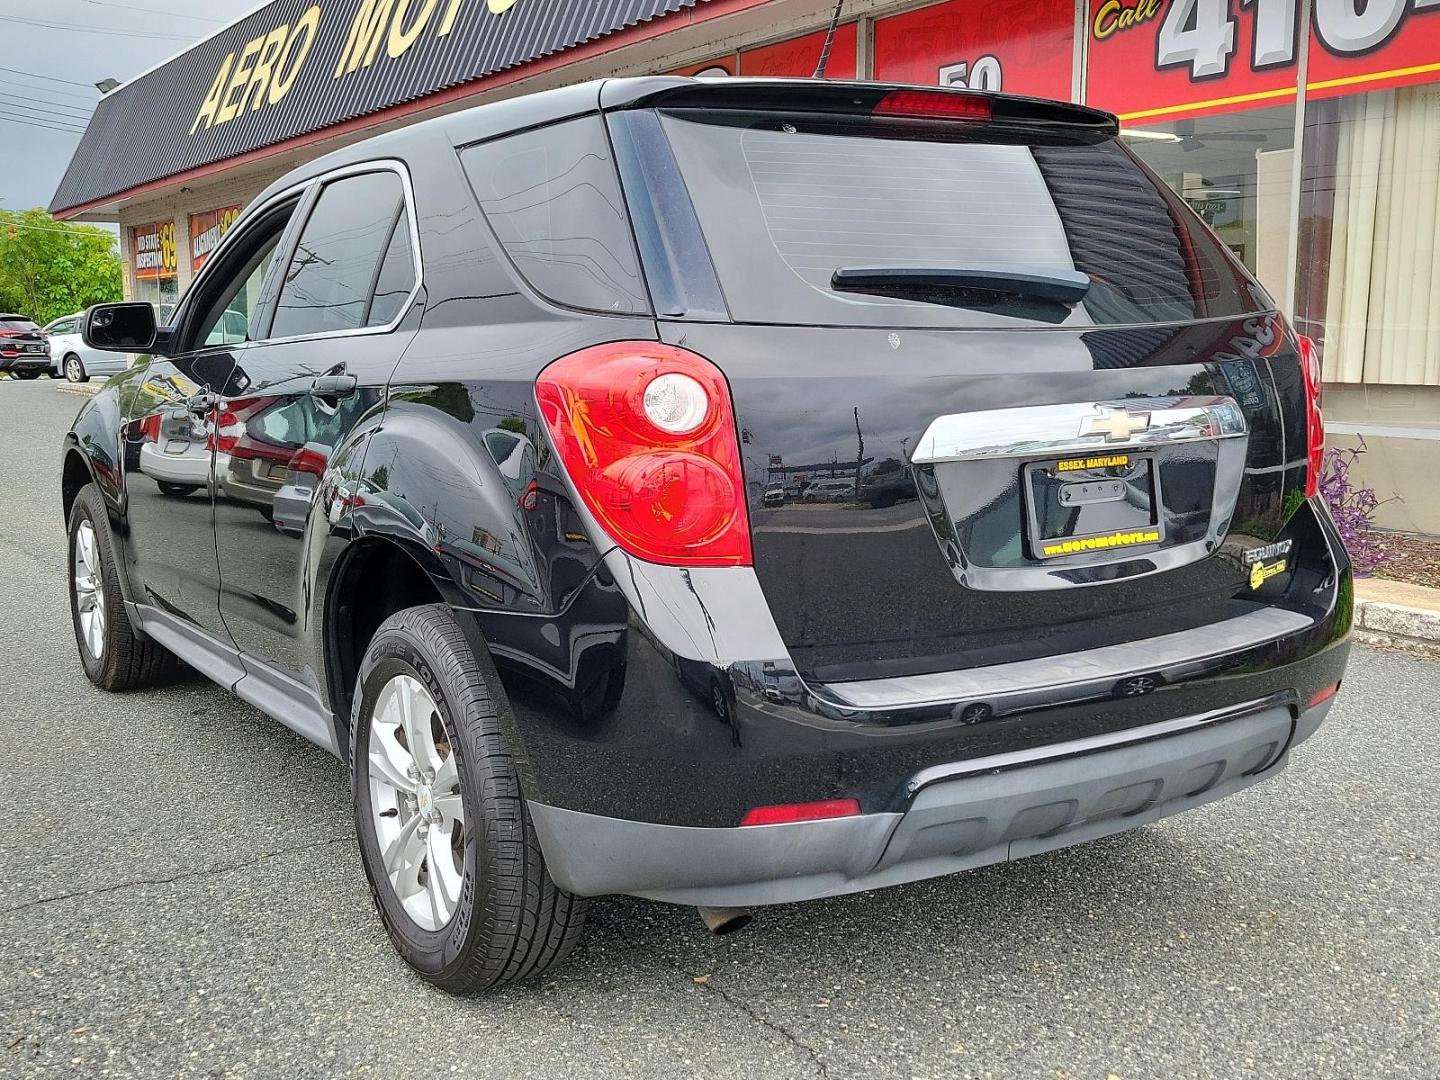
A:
[697, 905, 753, 936]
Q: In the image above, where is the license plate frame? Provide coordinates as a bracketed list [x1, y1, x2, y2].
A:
[1023, 451, 1165, 561]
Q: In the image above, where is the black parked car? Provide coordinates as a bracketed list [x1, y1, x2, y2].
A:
[0, 314, 52, 378]
[62, 78, 1350, 992]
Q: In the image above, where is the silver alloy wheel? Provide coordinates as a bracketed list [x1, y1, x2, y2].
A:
[367, 674, 466, 932]
[65, 356, 83, 382]
[73, 520, 106, 660]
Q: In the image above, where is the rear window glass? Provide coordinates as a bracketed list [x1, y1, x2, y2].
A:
[462, 116, 649, 316]
[1, 318, 38, 332]
[651, 110, 1267, 329]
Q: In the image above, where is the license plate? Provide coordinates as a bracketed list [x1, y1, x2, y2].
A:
[1024, 452, 1164, 560]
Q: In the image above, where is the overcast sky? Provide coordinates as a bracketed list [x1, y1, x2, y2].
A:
[0, 0, 262, 214]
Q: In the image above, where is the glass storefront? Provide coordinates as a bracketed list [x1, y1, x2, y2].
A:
[189, 205, 243, 276]
[1296, 83, 1440, 386]
[130, 220, 178, 315]
[1120, 106, 1297, 306]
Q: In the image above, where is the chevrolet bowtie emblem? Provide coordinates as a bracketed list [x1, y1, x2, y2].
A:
[1081, 406, 1152, 443]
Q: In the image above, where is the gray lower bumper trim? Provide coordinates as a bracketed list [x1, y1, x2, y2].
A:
[531, 700, 1331, 907]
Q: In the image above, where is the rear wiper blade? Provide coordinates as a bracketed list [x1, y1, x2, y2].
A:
[830, 265, 1091, 305]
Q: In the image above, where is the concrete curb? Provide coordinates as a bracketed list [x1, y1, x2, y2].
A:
[1354, 580, 1440, 658]
[55, 382, 101, 397]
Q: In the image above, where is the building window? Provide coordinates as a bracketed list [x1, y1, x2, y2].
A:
[130, 220, 178, 313]
[1119, 105, 1297, 307]
[1296, 83, 1440, 386]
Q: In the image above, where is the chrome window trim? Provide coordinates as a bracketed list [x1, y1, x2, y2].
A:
[178, 159, 423, 351]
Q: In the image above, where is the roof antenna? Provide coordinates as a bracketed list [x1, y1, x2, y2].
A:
[812, 0, 846, 79]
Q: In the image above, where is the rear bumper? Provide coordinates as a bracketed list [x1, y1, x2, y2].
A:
[0, 354, 51, 372]
[530, 695, 1334, 906]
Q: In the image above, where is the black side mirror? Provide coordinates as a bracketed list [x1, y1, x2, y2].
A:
[85, 303, 157, 352]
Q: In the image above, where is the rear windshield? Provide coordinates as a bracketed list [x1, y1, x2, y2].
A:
[648, 110, 1268, 329]
[0, 318, 38, 332]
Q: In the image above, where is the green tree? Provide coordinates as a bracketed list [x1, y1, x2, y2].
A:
[0, 209, 123, 325]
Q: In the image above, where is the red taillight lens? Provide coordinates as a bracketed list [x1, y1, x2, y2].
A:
[209, 406, 248, 455]
[1298, 334, 1324, 499]
[873, 90, 992, 122]
[536, 342, 752, 567]
[740, 799, 861, 827]
[1307, 682, 1340, 709]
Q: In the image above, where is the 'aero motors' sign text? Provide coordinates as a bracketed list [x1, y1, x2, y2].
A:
[191, 0, 522, 134]
[51, 0, 698, 216]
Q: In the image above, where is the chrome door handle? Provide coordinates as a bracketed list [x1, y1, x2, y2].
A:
[310, 374, 358, 397]
[185, 391, 219, 415]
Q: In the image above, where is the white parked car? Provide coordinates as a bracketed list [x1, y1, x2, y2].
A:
[44, 312, 132, 383]
[802, 478, 855, 503]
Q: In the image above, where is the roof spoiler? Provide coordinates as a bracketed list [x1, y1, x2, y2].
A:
[598, 77, 1119, 135]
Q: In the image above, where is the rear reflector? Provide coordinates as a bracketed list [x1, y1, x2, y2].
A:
[1306, 682, 1340, 709]
[740, 799, 861, 827]
[873, 90, 992, 122]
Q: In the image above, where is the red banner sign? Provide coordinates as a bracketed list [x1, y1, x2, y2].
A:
[131, 221, 177, 282]
[873, 0, 1075, 101]
[1088, 0, 1440, 123]
[740, 23, 858, 79]
[189, 205, 242, 273]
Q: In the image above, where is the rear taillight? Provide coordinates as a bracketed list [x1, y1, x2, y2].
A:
[209, 408, 242, 455]
[536, 342, 752, 567]
[1298, 334, 1324, 498]
[873, 89, 992, 122]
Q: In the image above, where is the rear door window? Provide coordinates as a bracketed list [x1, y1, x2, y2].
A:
[271, 170, 408, 340]
[646, 110, 1268, 329]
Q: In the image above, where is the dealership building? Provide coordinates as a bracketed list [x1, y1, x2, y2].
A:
[51, 0, 1439, 530]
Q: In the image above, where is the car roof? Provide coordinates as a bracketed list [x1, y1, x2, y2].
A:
[247, 76, 1117, 210]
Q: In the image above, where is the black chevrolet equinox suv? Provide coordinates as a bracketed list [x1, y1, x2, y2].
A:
[63, 78, 1350, 991]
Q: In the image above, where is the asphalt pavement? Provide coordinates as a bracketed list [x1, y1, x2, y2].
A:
[1, 377, 1436, 1080]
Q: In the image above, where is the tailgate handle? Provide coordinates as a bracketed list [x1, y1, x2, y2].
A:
[910, 396, 1247, 466]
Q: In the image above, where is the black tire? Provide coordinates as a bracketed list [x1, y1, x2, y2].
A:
[710, 678, 730, 723]
[67, 484, 178, 690]
[156, 481, 199, 498]
[65, 355, 89, 383]
[351, 604, 588, 992]
[15, 370, 41, 380]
